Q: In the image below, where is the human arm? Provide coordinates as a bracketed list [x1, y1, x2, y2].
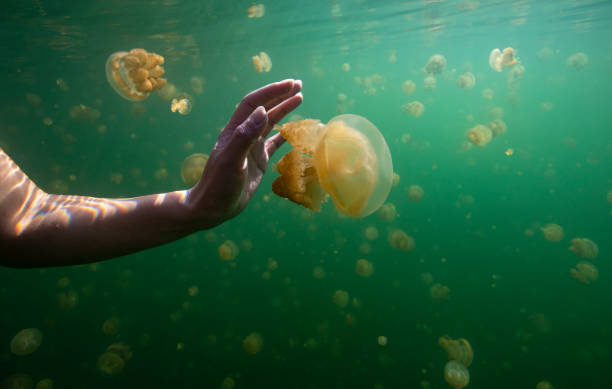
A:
[0, 79, 302, 268]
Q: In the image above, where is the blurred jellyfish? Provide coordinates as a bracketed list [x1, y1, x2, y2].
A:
[355, 258, 374, 277]
[392, 172, 400, 187]
[333, 290, 350, 308]
[221, 377, 236, 389]
[569, 238, 598, 259]
[570, 261, 598, 284]
[69, 104, 101, 121]
[481, 88, 494, 100]
[388, 229, 415, 252]
[456, 72, 475, 89]
[1, 374, 34, 389]
[507, 64, 525, 89]
[423, 75, 436, 91]
[439, 336, 473, 366]
[402, 80, 416, 94]
[489, 47, 518, 72]
[103, 317, 121, 335]
[247, 4, 265, 18]
[313, 266, 326, 279]
[401, 133, 412, 144]
[430, 283, 450, 302]
[607, 190, 612, 205]
[540, 102, 553, 111]
[341, 63, 351, 72]
[218, 240, 239, 261]
[536, 381, 554, 389]
[541, 223, 564, 242]
[158, 82, 178, 100]
[97, 343, 132, 376]
[105, 49, 166, 101]
[181, 153, 209, 187]
[466, 124, 492, 147]
[10, 328, 43, 356]
[364, 226, 379, 240]
[402, 101, 424, 117]
[243, 332, 264, 354]
[378, 203, 397, 222]
[536, 48, 554, 60]
[190, 76, 205, 95]
[488, 106, 504, 120]
[35, 378, 54, 389]
[567, 52, 588, 69]
[487, 119, 507, 137]
[421, 272, 434, 285]
[425, 54, 446, 75]
[444, 360, 470, 389]
[378, 336, 388, 346]
[408, 185, 424, 202]
[528, 312, 551, 334]
[171, 95, 192, 115]
[252, 52, 272, 72]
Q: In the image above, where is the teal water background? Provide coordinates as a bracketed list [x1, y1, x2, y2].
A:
[1, 0, 612, 388]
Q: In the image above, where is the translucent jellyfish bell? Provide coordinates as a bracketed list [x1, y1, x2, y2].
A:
[273, 114, 393, 218]
[10, 328, 43, 356]
[106, 49, 167, 101]
[444, 361, 470, 389]
[181, 153, 209, 187]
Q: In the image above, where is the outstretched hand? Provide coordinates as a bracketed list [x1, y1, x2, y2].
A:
[186, 79, 303, 227]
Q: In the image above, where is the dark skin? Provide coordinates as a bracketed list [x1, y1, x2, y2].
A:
[0, 79, 303, 268]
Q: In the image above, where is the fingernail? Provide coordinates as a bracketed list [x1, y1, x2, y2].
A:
[295, 79, 302, 89]
[252, 106, 267, 126]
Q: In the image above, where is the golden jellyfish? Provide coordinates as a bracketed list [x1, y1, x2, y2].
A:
[355, 258, 374, 277]
[438, 336, 473, 366]
[430, 283, 450, 302]
[103, 317, 121, 335]
[35, 379, 54, 389]
[252, 52, 272, 72]
[466, 124, 492, 147]
[180, 153, 209, 187]
[97, 343, 132, 376]
[540, 223, 564, 242]
[423, 75, 436, 91]
[221, 377, 236, 389]
[247, 4, 265, 18]
[408, 185, 424, 202]
[402, 80, 416, 94]
[105, 49, 166, 101]
[1, 374, 34, 389]
[570, 261, 598, 284]
[171, 96, 193, 115]
[444, 360, 470, 389]
[481, 88, 494, 100]
[456, 72, 475, 89]
[218, 240, 239, 261]
[488, 106, 504, 120]
[489, 47, 518, 72]
[243, 332, 264, 355]
[272, 114, 393, 218]
[10, 328, 43, 356]
[378, 203, 397, 222]
[392, 172, 400, 187]
[377, 336, 388, 346]
[388, 229, 415, 252]
[333, 290, 350, 308]
[158, 82, 178, 100]
[569, 238, 599, 259]
[402, 101, 424, 117]
[313, 266, 326, 279]
[567, 52, 588, 69]
[364, 226, 379, 240]
[487, 119, 507, 137]
[69, 104, 101, 121]
[190, 76, 205, 95]
[425, 54, 446, 75]
[536, 381, 554, 389]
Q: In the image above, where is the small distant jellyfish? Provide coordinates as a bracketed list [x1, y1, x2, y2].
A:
[402, 80, 416, 94]
[313, 266, 326, 279]
[570, 262, 599, 285]
[408, 185, 424, 202]
[569, 238, 598, 259]
[97, 343, 132, 376]
[567, 52, 588, 70]
[482, 88, 494, 100]
[243, 332, 264, 354]
[488, 106, 504, 120]
[158, 82, 178, 100]
[388, 229, 415, 252]
[103, 317, 121, 335]
[540, 102, 553, 111]
[105, 48, 166, 101]
[536, 47, 554, 60]
[341, 63, 351, 72]
[69, 104, 101, 121]
[377, 336, 388, 346]
[190, 76, 205, 95]
[355, 258, 374, 278]
[364, 226, 379, 240]
[487, 119, 507, 137]
[466, 124, 492, 147]
[489, 47, 518, 72]
[423, 75, 436, 91]
[252, 52, 272, 72]
[536, 381, 554, 389]
[541, 223, 564, 242]
[607, 189, 612, 205]
[36, 378, 54, 389]
[218, 240, 239, 261]
[425, 54, 446, 75]
[439, 336, 473, 366]
[171, 96, 192, 115]
[10, 328, 43, 356]
[1, 374, 34, 389]
[444, 360, 470, 389]
[402, 101, 424, 117]
[392, 172, 400, 187]
[333, 290, 350, 308]
[247, 4, 265, 18]
[456, 72, 475, 89]
[430, 283, 450, 302]
[180, 153, 209, 187]
[378, 203, 397, 222]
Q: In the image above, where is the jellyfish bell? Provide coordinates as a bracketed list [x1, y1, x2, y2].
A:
[10, 328, 43, 356]
[1, 374, 34, 389]
[541, 223, 564, 242]
[181, 153, 209, 187]
[243, 332, 264, 354]
[466, 124, 492, 147]
[272, 114, 393, 218]
[489, 48, 503, 72]
[105, 49, 166, 101]
[456, 72, 475, 89]
[439, 336, 473, 366]
[171, 95, 193, 115]
[97, 351, 125, 376]
[569, 238, 598, 259]
[501, 47, 518, 67]
[570, 261, 598, 284]
[425, 54, 446, 75]
[444, 361, 470, 389]
[35, 378, 54, 389]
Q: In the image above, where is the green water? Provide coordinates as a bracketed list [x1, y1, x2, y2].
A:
[1, 0, 612, 388]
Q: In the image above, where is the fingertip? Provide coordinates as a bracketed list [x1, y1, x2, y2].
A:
[295, 79, 302, 90]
